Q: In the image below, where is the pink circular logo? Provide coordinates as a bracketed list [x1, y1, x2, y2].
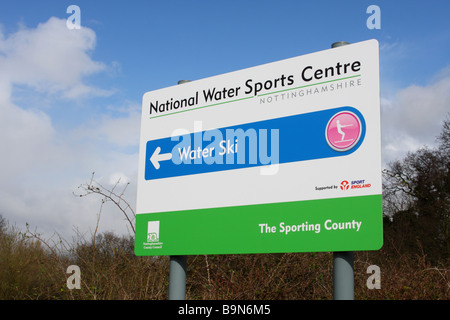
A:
[325, 111, 362, 151]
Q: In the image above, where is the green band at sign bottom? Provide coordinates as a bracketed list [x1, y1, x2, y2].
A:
[134, 194, 383, 256]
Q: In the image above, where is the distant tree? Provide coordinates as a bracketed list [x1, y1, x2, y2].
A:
[383, 115, 450, 262]
[437, 114, 450, 152]
[0, 215, 6, 234]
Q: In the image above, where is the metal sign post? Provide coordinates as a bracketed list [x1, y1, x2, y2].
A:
[333, 251, 354, 300]
[168, 80, 190, 301]
[168, 255, 187, 300]
[331, 41, 354, 300]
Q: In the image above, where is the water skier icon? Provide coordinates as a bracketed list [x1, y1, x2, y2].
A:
[325, 110, 362, 152]
[336, 120, 353, 141]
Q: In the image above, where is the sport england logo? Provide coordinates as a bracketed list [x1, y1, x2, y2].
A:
[340, 180, 350, 190]
[340, 179, 371, 191]
[147, 221, 160, 242]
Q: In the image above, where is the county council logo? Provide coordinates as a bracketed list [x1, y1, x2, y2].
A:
[147, 221, 160, 242]
[340, 180, 350, 190]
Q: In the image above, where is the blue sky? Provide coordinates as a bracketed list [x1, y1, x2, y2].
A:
[0, 0, 449, 240]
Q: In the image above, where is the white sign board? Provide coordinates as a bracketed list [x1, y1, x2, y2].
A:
[135, 39, 382, 256]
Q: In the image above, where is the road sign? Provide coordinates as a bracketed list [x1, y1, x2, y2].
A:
[135, 39, 382, 256]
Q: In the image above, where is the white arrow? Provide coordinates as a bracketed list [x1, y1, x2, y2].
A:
[150, 147, 172, 170]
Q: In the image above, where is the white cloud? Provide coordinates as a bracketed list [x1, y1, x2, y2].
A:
[0, 101, 57, 182]
[0, 17, 112, 99]
[381, 66, 450, 165]
[72, 106, 141, 148]
[0, 18, 138, 241]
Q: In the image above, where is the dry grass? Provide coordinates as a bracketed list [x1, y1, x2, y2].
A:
[0, 221, 447, 300]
